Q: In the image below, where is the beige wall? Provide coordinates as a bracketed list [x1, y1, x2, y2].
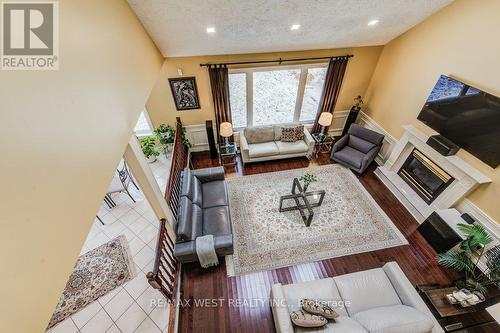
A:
[146, 46, 383, 127]
[0, 1, 163, 332]
[364, 0, 500, 223]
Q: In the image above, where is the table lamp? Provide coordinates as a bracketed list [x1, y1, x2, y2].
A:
[219, 122, 233, 146]
[318, 112, 333, 135]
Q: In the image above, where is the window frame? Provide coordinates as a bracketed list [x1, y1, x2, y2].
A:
[229, 62, 328, 130]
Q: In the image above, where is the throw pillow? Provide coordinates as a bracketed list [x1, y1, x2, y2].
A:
[290, 310, 327, 328]
[302, 299, 339, 321]
[281, 125, 304, 142]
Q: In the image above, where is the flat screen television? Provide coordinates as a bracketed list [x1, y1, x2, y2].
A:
[417, 75, 500, 168]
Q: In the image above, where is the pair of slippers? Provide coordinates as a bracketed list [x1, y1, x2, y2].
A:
[290, 299, 339, 328]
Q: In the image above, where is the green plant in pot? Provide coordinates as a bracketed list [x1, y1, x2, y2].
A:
[299, 173, 317, 192]
[154, 124, 175, 154]
[437, 223, 500, 295]
[140, 135, 160, 163]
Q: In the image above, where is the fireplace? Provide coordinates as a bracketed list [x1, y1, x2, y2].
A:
[397, 149, 454, 204]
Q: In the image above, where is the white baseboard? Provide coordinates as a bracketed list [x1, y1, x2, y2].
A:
[357, 111, 397, 165]
[328, 110, 349, 136]
[183, 124, 211, 152]
[456, 199, 500, 240]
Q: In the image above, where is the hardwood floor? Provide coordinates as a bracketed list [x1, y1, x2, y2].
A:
[178, 152, 459, 333]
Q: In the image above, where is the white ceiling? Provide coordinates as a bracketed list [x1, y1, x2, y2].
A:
[127, 0, 453, 57]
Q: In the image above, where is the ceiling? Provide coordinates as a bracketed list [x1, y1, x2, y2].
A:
[127, 0, 453, 57]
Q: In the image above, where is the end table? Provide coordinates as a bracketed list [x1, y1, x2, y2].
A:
[311, 132, 334, 158]
[218, 142, 237, 167]
[416, 284, 500, 332]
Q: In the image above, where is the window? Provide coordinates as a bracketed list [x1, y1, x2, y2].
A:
[228, 73, 247, 128]
[253, 68, 301, 126]
[300, 67, 328, 122]
[134, 110, 154, 136]
[228, 64, 327, 128]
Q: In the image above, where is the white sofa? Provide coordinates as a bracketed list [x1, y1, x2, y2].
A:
[239, 125, 315, 164]
[270, 262, 443, 333]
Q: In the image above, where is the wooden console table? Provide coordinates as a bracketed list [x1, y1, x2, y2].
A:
[417, 285, 500, 332]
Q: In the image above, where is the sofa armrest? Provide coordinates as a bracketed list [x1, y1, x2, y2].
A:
[331, 134, 349, 154]
[192, 166, 225, 182]
[173, 240, 196, 260]
[383, 262, 444, 333]
[239, 130, 250, 163]
[270, 284, 295, 333]
[303, 128, 315, 155]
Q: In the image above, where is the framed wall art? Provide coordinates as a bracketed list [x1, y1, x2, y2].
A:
[168, 76, 201, 111]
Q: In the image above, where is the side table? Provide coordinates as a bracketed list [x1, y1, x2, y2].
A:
[311, 132, 334, 158]
[218, 142, 237, 167]
[416, 284, 500, 332]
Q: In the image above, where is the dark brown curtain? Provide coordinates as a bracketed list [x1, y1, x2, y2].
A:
[208, 64, 233, 144]
[312, 57, 349, 133]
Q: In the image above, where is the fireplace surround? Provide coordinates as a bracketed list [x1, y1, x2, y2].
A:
[398, 149, 454, 204]
[375, 125, 491, 223]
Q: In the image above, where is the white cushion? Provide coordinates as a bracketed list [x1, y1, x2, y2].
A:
[276, 140, 309, 155]
[244, 126, 275, 144]
[282, 278, 348, 316]
[352, 305, 434, 333]
[295, 316, 368, 333]
[333, 268, 401, 316]
[248, 142, 280, 158]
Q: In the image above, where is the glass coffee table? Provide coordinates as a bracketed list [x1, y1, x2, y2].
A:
[279, 178, 325, 227]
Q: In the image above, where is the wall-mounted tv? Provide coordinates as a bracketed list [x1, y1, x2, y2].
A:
[417, 75, 500, 168]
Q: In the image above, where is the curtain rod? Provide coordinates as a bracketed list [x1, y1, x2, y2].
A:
[199, 54, 353, 67]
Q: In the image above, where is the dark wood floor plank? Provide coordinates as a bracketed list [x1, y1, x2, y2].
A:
[178, 152, 465, 333]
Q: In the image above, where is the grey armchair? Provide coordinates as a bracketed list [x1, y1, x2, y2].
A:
[331, 123, 384, 173]
[173, 167, 233, 263]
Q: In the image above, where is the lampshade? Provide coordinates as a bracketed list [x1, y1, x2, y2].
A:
[219, 122, 233, 137]
[318, 112, 333, 127]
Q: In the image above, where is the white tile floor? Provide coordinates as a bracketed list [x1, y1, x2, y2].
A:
[48, 154, 172, 333]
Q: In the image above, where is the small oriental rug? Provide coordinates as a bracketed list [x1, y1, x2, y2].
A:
[47, 235, 136, 330]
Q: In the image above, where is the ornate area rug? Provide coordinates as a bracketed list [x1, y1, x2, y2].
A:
[47, 235, 136, 330]
[226, 165, 408, 276]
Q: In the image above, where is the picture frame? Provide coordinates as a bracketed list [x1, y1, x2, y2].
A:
[168, 76, 201, 111]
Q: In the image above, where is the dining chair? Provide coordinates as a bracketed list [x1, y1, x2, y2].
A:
[106, 161, 139, 204]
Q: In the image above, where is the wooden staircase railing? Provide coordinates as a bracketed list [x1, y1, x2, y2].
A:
[165, 117, 190, 216]
[147, 117, 189, 302]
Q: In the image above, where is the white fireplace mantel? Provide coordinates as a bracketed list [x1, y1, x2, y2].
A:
[375, 125, 491, 223]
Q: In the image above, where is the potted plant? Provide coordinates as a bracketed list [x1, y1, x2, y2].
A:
[437, 223, 500, 295]
[140, 135, 160, 163]
[154, 124, 175, 154]
[299, 173, 318, 192]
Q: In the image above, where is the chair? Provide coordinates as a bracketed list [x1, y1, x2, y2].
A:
[330, 123, 384, 174]
[106, 161, 139, 205]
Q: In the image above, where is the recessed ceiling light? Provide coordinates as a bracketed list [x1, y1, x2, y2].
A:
[206, 27, 215, 33]
[290, 24, 301, 31]
[368, 19, 379, 26]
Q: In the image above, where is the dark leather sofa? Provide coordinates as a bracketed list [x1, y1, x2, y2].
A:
[173, 167, 233, 263]
[331, 123, 384, 174]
